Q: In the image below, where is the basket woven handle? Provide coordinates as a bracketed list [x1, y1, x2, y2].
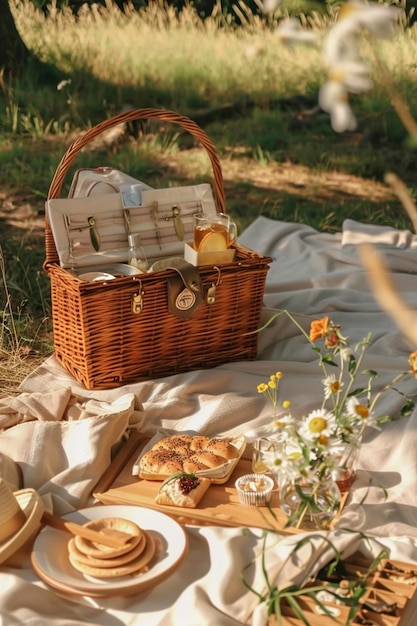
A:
[45, 108, 226, 267]
[47, 108, 225, 207]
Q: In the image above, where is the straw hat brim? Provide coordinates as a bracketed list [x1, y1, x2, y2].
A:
[0, 488, 44, 565]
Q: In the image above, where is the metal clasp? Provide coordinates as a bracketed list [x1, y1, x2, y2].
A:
[206, 267, 221, 305]
[132, 285, 144, 314]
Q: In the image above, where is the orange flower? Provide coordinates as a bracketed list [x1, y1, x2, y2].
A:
[310, 316, 346, 349]
[325, 330, 340, 349]
[409, 350, 417, 378]
[310, 316, 329, 342]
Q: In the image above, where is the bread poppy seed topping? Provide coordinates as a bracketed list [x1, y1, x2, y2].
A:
[140, 434, 239, 477]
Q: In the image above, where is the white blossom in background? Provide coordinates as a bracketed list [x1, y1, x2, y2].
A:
[319, 0, 402, 132]
[324, 1, 401, 66]
[332, 60, 374, 94]
[337, 0, 402, 39]
[318, 80, 358, 132]
[244, 42, 265, 60]
[274, 17, 317, 45]
[57, 79, 72, 91]
[262, 0, 281, 15]
[319, 59, 374, 131]
[244, 14, 316, 59]
[323, 13, 363, 66]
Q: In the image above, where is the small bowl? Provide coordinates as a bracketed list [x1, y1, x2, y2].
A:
[78, 272, 116, 282]
[148, 257, 185, 272]
[235, 473, 274, 507]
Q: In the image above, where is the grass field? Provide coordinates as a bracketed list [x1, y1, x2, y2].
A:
[1, 0, 417, 391]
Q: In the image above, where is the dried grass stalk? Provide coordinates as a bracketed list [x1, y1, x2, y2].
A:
[359, 242, 417, 347]
[384, 172, 417, 234]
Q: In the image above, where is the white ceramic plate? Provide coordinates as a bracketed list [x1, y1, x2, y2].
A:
[31, 505, 188, 597]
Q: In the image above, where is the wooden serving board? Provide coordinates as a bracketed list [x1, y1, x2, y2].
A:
[93, 432, 347, 532]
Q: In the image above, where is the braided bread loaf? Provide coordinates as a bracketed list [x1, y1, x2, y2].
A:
[139, 434, 239, 477]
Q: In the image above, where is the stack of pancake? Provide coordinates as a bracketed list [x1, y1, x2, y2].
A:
[68, 517, 155, 578]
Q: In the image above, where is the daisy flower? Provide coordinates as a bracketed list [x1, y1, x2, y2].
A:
[323, 374, 343, 400]
[272, 413, 294, 430]
[345, 396, 371, 420]
[299, 410, 337, 442]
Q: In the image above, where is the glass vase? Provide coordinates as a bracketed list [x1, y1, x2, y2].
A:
[279, 475, 341, 530]
[334, 437, 361, 493]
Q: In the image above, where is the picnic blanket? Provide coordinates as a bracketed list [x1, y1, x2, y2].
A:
[2, 216, 417, 625]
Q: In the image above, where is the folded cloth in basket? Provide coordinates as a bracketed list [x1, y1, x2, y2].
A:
[68, 167, 153, 198]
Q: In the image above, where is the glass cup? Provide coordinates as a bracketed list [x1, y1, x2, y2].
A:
[334, 439, 361, 493]
[193, 212, 237, 252]
[252, 437, 278, 474]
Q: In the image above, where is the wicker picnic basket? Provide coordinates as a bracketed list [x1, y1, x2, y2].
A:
[44, 108, 272, 390]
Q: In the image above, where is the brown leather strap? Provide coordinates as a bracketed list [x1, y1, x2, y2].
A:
[166, 262, 204, 319]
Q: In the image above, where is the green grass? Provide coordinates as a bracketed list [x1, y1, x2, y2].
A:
[2, 0, 417, 384]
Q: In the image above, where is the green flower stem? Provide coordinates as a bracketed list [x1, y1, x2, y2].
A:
[333, 334, 370, 420]
[287, 464, 327, 530]
[255, 311, 413, 423]
[369, 370, 410, 412]
[294, 483, 321, 530]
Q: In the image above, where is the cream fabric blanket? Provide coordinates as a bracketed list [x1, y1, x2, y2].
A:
[0, 390, 144, 513]
[2, 217, 417, 625]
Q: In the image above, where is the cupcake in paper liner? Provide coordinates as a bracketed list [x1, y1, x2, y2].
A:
[235, 474, 274, 507]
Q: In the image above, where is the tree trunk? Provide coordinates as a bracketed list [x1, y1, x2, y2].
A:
[0, 0, 30, 79]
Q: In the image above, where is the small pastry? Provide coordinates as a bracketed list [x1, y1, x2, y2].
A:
[155, 473, 211, 508]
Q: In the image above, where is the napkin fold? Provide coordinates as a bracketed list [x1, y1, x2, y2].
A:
[0, 387, 73, 429]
